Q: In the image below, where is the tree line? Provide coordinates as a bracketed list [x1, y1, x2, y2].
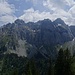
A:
[0, 48, 75, 75]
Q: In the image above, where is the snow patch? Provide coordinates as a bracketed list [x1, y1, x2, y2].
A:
[58, 24, 62, 26]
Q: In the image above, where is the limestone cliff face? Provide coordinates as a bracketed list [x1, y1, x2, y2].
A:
[70, 26, 75, 37]
[0, 19, 73, 59]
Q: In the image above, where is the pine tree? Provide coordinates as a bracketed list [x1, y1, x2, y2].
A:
[46, 58, 52, 75]
[55, 48, 73, 75]
[11, 68, 18, 75]
[26, 59, 39, 75]
[54, 48, 64, 75]
[63, 48, 72, 75]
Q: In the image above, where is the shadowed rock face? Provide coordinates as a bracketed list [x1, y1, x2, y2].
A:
[70, 26, 75, 37]
[0, 18, 73, 59]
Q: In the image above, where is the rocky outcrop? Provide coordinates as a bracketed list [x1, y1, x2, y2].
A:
[0, 18, 73, 59]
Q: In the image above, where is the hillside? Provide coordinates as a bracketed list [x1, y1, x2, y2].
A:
[0, 18, 74, 59]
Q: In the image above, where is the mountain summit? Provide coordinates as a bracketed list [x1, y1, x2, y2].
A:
[53, 18, 66, 25]
[0, 18, 74, 59]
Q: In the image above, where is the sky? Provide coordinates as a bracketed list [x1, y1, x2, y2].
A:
[0, 0, 75, 26]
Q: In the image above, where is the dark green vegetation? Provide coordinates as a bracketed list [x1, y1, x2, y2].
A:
[0, 48, 75, 75]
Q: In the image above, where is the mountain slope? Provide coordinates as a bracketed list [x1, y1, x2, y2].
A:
[0, 19, 73, 59]
[70, 26, 75, 37]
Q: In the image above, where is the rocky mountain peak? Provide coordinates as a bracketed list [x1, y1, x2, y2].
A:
[53, 18, 66, 25]
[0, 18, 74, 59]
[14, 19, 25, 25]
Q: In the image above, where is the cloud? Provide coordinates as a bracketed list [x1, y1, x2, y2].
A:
[0, 0, 17, 26]
[63, 0, 75, 6]
[42, 0, 75, 25]
[43, 0, 66, 11]
[19, 8, 52, 22]
[0, 1, 14, 15]
[0, 15, 17, 24]
[43, 0, 75, 11]
[67, 5, 75, 25]
[69, 5, 75, 17]
[19, 7, 73, 25]
[19, 8, 71, 25]
[1, 0, 75, 26]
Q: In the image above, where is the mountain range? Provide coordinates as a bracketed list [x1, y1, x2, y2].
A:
[0, 18, 75, 59]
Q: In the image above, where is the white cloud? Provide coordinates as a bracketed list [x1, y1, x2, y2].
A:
[43, 0, 66, 11]
[42, 0, 75, 25]
[0, 0, 74, 26]
[68, 5, 75, 17]
[67, 5, 75, 25]
[43, 0, 75, 11]
[0, 1, 14, 15]
[63, 0, 75, 6]
[19, 7, 74, 25]
[0, 15, 17, 24]
[0, 0, 17, 26]
[19, 8, 52, 22]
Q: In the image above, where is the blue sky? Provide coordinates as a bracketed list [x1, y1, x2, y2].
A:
[0, 0, 75, 26]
